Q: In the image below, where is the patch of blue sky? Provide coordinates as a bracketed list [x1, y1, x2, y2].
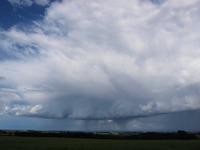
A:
[0, 83, 13, 89]
[0, 0, 47, 30]
[12, 43, 40, 55]
[0, 43, 40, 61]
[0, 115, 41, 130]
[0, 51, 17, 61]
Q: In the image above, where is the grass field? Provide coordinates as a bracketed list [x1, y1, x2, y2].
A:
[0, 136, 200, 150]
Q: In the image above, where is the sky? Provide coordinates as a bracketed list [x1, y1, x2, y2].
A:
[0, 0, 200, 132]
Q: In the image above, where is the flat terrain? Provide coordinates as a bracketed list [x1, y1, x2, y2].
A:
[0, 136, 200, 150]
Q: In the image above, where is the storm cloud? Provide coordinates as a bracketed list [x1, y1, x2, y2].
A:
[1, 0, 200, 131]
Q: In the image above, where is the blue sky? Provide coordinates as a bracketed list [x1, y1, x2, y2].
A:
[0, 0, 200, 131]
[0, 0, 48, 29]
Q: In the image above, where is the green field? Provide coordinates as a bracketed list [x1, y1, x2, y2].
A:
[0, 136, 200, 150]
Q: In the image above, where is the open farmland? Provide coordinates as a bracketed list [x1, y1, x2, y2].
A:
[0, 136, 200, 150]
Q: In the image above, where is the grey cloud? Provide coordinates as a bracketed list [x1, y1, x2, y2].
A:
[0, 76, 6, 81]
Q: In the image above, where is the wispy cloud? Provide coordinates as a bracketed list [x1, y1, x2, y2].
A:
[7, 0, 51, 6]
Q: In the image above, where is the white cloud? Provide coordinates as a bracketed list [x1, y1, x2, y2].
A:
[2, 104, 43, 116]
[1, 0, 200, 130]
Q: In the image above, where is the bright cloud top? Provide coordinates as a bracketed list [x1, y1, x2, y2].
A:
[1, 0, 200, 130]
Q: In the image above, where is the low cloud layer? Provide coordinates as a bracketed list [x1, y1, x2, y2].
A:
[1, 0, 200, 131]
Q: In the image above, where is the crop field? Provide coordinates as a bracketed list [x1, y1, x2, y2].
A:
[0, 136, 200, 150]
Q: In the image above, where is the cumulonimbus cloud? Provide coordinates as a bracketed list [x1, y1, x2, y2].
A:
[1, 0, 200, 130]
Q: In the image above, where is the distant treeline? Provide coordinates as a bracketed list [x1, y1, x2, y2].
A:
[0, 130, 199, 140]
